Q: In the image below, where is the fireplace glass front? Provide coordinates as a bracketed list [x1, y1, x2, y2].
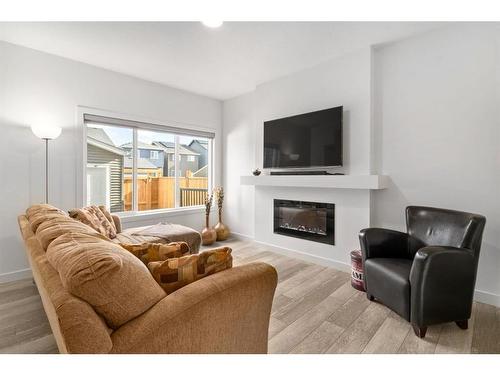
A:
[273, 199, 335, 245]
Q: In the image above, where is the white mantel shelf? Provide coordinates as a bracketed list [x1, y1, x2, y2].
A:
[240, 174, 389, 190]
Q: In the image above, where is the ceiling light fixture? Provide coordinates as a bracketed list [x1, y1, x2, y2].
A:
[201, 20, 223, 28]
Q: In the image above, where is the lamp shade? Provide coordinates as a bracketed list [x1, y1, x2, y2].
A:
[31, 124, 62, 140]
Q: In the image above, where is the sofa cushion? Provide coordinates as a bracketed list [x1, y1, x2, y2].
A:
[46, 232, 166, 329]
[26, 204, 67, 218]
[120, 242, 190, 264]
[36, 215, 101, 250]
[69, 206, 117, 239]
[148, 247, 232, 294]
[26, 204, 68, 232]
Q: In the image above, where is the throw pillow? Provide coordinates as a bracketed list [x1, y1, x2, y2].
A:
[119, 241, 190, 264]
[70, 206, 117, 239]
[98, 205, 117, 233]
[148, 247, 232, 294]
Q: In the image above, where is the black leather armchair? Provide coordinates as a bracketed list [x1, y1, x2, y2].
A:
[359, 206, 486, 338]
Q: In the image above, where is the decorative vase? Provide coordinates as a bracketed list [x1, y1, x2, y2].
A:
[201, 215, 217, 246]
[215, 208, 230, 241]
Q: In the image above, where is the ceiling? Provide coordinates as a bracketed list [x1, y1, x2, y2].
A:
[0, 22, 445, 100]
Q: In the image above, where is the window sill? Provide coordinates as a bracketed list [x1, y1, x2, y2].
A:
[116, 206, 205, 224]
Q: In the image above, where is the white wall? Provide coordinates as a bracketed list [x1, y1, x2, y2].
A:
[222, 24, 500, 306]
[222, 92, 257, 237]
[222, 48, 373, 268]
[372, 24, 500, 305]
[0, 41, 222, 282]
[254, 48, 373, 175]
[223, 48, 373, 236]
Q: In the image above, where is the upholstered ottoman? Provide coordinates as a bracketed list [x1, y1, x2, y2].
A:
[112, 223, 202, 254]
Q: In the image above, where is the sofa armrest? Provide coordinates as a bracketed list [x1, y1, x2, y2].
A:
[359, 228, 409, 260]
[409, 246, 476, 326]
[110, 262, 278, 353]
[111, 214, 122, 233]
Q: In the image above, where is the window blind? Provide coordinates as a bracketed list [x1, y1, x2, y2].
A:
[83, 113, 215, 139]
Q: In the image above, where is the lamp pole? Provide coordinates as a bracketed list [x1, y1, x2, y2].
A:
[45, 138, 49, 204]
[31, 125, 61, 205]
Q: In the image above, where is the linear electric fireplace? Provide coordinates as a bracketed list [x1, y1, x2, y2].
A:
[273, 199, 335, 245]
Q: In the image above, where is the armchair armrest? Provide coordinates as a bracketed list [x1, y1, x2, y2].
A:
[109, 262, 277, 353]
[111, 214, 122, 233]
[359, 228, 409, 260]
[409, 246, 476, 326]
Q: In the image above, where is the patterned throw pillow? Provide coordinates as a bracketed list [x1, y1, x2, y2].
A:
[69, 206, 117, 239]
[119, 241, 190, 264]
[98, 205, 117, 233]
[147, 247, 232, 294]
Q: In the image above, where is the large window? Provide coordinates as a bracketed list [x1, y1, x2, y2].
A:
[84, 114, 213, 213]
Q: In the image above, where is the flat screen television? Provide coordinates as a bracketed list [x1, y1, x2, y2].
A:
[263, 106, 343, 169]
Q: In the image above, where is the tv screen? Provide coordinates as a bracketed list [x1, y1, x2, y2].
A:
[263, 106, 343, 169]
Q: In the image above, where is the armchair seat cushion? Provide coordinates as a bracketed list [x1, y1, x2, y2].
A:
[364, 258, 413, 321]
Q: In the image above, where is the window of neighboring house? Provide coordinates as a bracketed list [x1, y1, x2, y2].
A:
[84, 113, 213, 213]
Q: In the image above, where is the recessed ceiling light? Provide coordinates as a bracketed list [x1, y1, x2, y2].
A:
[201, 20, 223, 28]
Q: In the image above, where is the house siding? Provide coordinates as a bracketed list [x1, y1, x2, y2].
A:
[87, 144, 124, 212]
[164, 154, 199, 177]
[139, 149, 164, 169]
[189, 141, 208, 169]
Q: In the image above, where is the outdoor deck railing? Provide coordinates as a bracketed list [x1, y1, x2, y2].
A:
[180, 187, 208, 207]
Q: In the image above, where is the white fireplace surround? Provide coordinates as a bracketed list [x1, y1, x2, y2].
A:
[240, 174, 386, 271]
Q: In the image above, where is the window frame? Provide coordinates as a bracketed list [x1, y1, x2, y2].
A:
[78, 107, 216, 220]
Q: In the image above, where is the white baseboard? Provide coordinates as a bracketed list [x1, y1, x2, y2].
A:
[230, 231, 255, 242]
[474, 289, 500, 307]
[0, 268, 33, 284]
[253, 239, 352, 273]
[232, 234, 500, 308]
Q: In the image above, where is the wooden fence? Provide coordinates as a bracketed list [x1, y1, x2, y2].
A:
[124, 176, 208, 211]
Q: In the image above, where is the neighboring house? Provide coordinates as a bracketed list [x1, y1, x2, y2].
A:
[187, 139, 208, 169]
[86, 127, 126, 213]
[153, 141, 200, 177]
[123, 158, 163, 178]
[191, 164, 208, 178]
[120, 141, 165, 173]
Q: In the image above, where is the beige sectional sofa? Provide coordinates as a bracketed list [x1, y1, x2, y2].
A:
[18, 204, 277, 354]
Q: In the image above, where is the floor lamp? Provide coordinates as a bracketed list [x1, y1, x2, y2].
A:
[31, 125, 62, 204]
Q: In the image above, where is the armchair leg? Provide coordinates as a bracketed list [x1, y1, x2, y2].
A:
[412, 324, 427, 338]
[456, 320, 468, 330]
[366, 293, 375, 301]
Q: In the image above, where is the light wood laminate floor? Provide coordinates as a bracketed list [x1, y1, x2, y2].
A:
[1, 238, 499, 354]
